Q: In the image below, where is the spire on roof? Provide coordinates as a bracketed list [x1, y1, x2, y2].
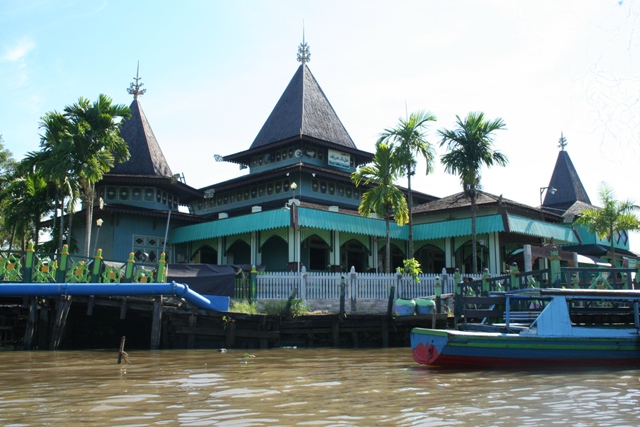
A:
[558, 132, 568, 151]
[110, 80, 173, 178]
[542, 148, 591, 212]
[248, 62, 356, 150]
[127, 61, 146, 100]
[297, 26, 310, 64]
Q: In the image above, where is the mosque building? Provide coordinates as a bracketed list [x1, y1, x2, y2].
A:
[75, 40, 636, 274]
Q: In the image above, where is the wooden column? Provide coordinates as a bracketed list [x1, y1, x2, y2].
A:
[150, 296, 163, 350]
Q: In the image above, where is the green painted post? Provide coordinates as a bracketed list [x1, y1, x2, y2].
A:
[549, 246, 561, 287]
[434, 276, 442, 314]
[124, 252, 136, 283]
[571, 273, 580, 289]
[482, 268, 490, 295]
[250, 265, 258, 303]
[509, 262, 518, 291]
[90, 249, 103, 282]
[56, 245, 69, 283]
[24, 241, 35, 283]
[157, 253, 167, 283]
[454, 268, 462, 323]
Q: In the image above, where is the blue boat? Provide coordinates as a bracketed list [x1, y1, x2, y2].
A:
[411, 288, 640, 367]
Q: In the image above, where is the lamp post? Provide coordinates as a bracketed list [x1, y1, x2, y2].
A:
[92, 218, 103, 256]
[290, 182, 299, 272]
[539, 186, 557, 220]
[479, 239, 485, 272]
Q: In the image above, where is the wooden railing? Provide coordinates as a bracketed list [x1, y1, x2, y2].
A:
[453, 247, 640, 323]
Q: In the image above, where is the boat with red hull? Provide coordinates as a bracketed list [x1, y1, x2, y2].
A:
[411, 288, 640, 368]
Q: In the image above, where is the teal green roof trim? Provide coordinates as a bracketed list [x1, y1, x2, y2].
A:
[507, 214, 578, 243]
[413, 215, 505, 241]
[298, 207, 406, 238]
[169, 209, 290, 244]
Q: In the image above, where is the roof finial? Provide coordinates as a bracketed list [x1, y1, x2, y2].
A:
[127, 61, 146, 100]
[297, 23, 310, 64]
[558, 132, 568, 151]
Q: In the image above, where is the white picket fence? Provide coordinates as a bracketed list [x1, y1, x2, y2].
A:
[255, 271, 487, 301]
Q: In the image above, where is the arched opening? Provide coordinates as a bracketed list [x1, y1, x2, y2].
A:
[378, 244, 404, 273]
[302, 235, 330, 271]
[194, 244, 217, 264]
[261, 235, 288, 271]
[455, 239, 488, 274]
[414, 244, 446, 274]
[226, 239, 251, 265]
[341, 239, 368, 272]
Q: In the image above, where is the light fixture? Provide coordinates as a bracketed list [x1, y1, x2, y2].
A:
[92, 218, 104, 255]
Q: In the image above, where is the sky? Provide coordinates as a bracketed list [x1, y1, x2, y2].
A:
[1, 0, 639, 252]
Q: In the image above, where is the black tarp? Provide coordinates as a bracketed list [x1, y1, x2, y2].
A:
[167, 264, 236, 297]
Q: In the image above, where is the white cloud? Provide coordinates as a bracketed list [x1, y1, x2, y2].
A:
[2, 36, 36, 62]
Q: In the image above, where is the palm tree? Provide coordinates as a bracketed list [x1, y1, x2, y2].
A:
[438, 112, 508, 274]
[378, 110, 436, 259]
[352, 142, 409, 273]
[0, 135, 17, 249]
[25, 111, 78, 252]
[573, 183, 640, 266]
[2, 164, 52, 249]
[64, 94, 131, 257]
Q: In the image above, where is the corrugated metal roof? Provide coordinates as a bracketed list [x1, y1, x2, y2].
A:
[507, 214, 578, 243]
[169, 207, 405, 244]
[170, 209, 578, 246]
[169, 209, 290, 244]
[299, 208, 406, 238]
[413, 215, 505, 240]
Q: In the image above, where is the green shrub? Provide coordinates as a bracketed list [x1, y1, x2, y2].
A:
[230, 299, 259, 314]
[261, 299, 309, 317]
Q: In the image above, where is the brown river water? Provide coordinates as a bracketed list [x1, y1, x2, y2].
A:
[0, 348, 638, 426]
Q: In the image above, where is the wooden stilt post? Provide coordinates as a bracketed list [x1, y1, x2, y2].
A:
[23, 297, 38, 350]
[120, 297, 128, 319]
[339, 275, 346, 319]
[118, 336, 127, 364]
[150, 296, 163, 350]
[50, 295, 72, 350]
[87, 296, 95, 315]
[225, 321, 236, 348]
[37, 298, 49, 349]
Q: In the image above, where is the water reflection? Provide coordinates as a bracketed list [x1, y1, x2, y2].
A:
[0, 348, 638, 426]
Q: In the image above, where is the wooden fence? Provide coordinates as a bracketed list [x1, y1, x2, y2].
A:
[236, 271, 488, 301]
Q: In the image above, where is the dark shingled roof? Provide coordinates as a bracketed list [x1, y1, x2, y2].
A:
[109, 99, 173, 178]
[249, 64, 356, 150]
[413, 190, 560, 220]
[542, 150, 591, 213]
[559, 200, 595, 223]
